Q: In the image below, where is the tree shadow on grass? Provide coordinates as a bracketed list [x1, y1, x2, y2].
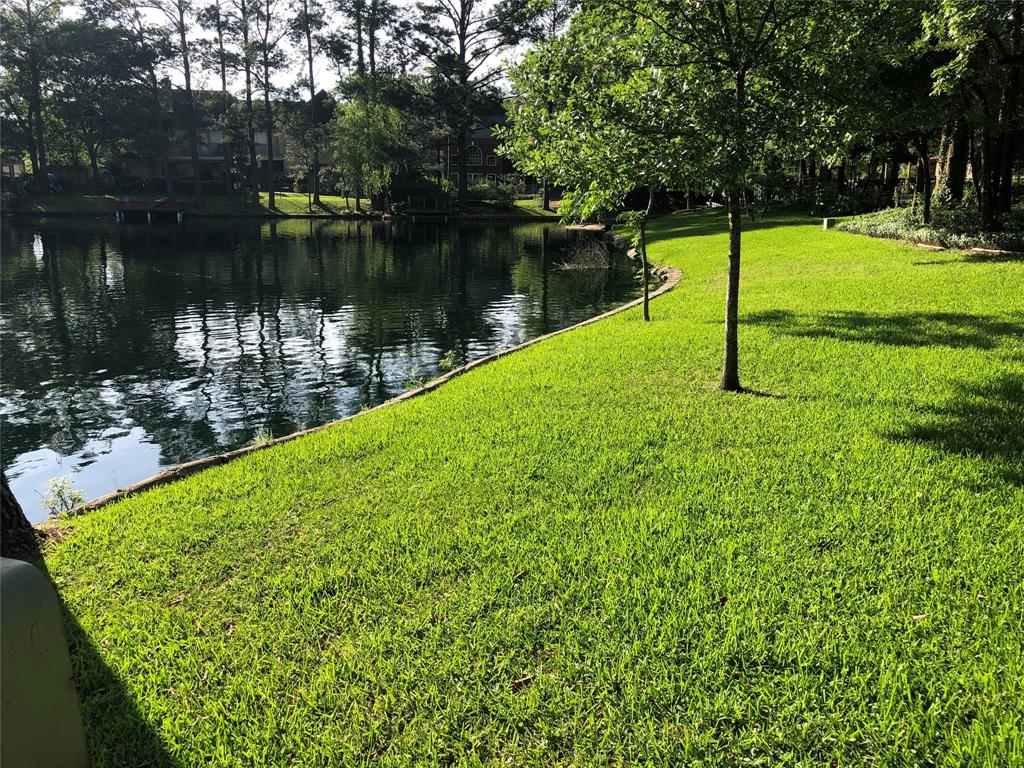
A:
[962, 250, 1024, 264]
[17, 538, 180, 767]
[314, 200, 344, 215]
[649, 210, 815, 242]
[746, 309, 1024, 350]
[914, 251, 1024, 266]
[887, 372, 1024, 486]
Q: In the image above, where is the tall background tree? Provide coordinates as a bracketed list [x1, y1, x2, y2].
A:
[146, 0, 206, 202]
[289, 0, 326, 203]
[411, 0, 532, 211]
[85, 0, 178, 193]
[254, 0, 289, 207]
[0, 0, 62, 190]
[197, 0, 238, 194]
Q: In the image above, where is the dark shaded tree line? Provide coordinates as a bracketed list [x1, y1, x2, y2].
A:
[1, 0, 555, 211]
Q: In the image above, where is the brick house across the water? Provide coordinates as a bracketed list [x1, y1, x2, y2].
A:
[435, 124, 533, 189]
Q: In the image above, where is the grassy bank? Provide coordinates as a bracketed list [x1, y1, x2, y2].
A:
[43, 212, 1023, 765]
[5, 192, 559, 219]
[7, 191, 372, 217]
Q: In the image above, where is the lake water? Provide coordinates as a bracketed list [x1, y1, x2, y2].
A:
[1, 217, 642, 521]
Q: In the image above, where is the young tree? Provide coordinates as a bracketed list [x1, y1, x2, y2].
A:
[508, 0, 838, 391]
[503, 26, 691, 320]
[521, 0, 576, 210]
[332, 89, 416, 211]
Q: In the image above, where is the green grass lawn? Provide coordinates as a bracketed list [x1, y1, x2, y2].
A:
[8, 192, 557, 218]
[10, 192, 372, 217]
[453, 199, 561, 218]
[43, 212, 1023, 766]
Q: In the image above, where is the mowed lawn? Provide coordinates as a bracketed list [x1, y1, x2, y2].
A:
[11, 191, 372, 216]
[44, 212, 1023, 766]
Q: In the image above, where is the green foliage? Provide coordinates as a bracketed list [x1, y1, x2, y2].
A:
[839, 206, 1024, 251]
[45, 212, 1024, 765]
[332, 93, 419, 205]
[43, 476, 85, 518]
[437, 349, 459, 371]
[250, 427, 274, 447]
[467, 177, 518, 208]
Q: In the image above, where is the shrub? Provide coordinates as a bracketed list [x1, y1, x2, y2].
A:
[468, 178, 518, 208]
[837, 206, 1024, 251]
[561, 239, 610, 270]
[43, 476, 86, 517]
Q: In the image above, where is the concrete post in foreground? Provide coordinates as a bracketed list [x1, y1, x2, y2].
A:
[1, 558, 88, 768]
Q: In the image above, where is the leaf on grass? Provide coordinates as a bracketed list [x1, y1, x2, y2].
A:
[511, 674, 534, 693]
[513, 569, 529, 582]
[911, 614, 929, 622]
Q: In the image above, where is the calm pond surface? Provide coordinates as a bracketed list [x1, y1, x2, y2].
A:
[1, 217, 642, 521]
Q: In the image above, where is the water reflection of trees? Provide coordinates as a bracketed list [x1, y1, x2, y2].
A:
[0, 218, 639, 477]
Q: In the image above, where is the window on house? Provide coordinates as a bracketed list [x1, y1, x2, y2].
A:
[486, 155, 497, 167]
[465, 146, 483, 166]
[486, 174, 496, 182]
[468, 173, 483, 182]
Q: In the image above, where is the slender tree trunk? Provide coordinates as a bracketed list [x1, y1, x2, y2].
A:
[10, 93, 41, 188]
[242, 17, 259, 206]
[542, 180, 551, 211]
[935, 124, 952, 197]
[142, 62, 174, 194]
[639, 187, 654, 322]
[720, 188, 742, 392]
[883, 155, 898, 203]
[916, 136, 931, 225]
[304, 4, 320, 205]
[28, 57, 48, 192]
[1, 472, 37, 560]
[979, 125, 997, 229]
[368, 0, 377, 75]
[87, 144, 100, 181]
[457, 128, 468, 213]
[262, 39, 276, 209]
[217, 13, 232, 196]
[999, 0, 1022, 213]
[178, 7, 204, 204]
[355, 5, 365, 75]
